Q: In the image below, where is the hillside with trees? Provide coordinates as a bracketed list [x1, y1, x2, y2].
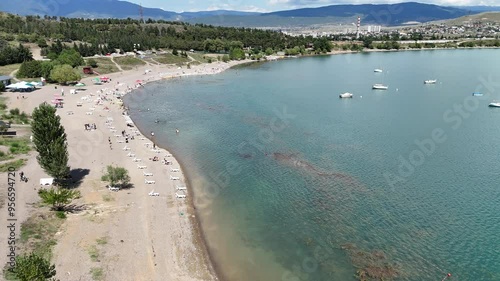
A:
[0, 13, 328, 56]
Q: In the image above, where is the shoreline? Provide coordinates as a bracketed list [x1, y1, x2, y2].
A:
[0, 58, 250, 281]
[113, 59, 254, 281]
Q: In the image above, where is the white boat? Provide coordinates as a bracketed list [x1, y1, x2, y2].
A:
[374, 68, 383, 73]
[424, 80, 437, 84]
[339, 92, 353, 98]
[488, 102, 500, 107]
[372, 84, 388, 90]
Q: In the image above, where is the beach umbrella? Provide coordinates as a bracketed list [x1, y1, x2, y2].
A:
[136, 80, 143, 83]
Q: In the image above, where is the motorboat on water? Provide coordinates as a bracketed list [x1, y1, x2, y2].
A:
[424, 80, 437, 84]
[472, 92, 483, 97]
[339, 92, 353, 98]
[372, 84, 388, 90]
[488, 102, 500, 107]
[374, 68, 383, 73]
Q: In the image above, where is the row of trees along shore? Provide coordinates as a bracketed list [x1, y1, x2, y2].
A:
[0, 13, 332, 61]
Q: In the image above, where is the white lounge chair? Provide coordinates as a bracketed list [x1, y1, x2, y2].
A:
[117, 140, 125, 143]
[175, 192, 186, 198]
[176, 185, 187, 190]
[148, 190, 159, 196]
[165, 154, 172, 157]
[132, 158, 141, 162]
[143, 171, 153, 176]
[127, 152, 135, 157]
[40, 178, 54, 185]
[86, 112, 93, 115]
[170, 168, 180, 172]
[108, 186, 120, 192]
[122, 146, 130, 150]
[145, 179, 156, 184]
[114, 134, 121, 137]
[137, 165, 147, 169]
[170, 175, 180, 180]
[110, 129, 117, 133]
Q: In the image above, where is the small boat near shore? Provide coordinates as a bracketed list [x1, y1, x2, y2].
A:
[339, 92, 353, 98]
[488, 102, 500, 107]
[374, 68, 383, 73]
[472, 92, 483, 97]
[424, 80, 437, 84]
[372, 84, 388, 90]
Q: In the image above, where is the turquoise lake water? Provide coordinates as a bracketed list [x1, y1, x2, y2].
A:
[124, 49, 500, 281]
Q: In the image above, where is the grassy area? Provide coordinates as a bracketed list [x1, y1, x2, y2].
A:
[154, 53, 190, 64]
[90, 267, 104, 280]
[113, 56, 146, 70]
[0, 137, 32, 154]
[102, 193, 114, 202]
[1, 107, 30, 124]
[0, 151, 14, 161]
[88, 245, 100, 262]
[0, 63, 21, 76]
[142, 57, 161, 65]
[96, 236, 108, 245]
[19, 211, 65, 260]
[188, 52, 211, 63]
[0, 159, 27, 172]
[81, 58, 120, 75]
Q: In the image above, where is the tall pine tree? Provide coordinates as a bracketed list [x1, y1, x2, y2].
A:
[31, 103, 70, 181]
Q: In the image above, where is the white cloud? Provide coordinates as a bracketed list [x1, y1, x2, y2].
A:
[206, 4, 269, 12]
[268, 0, 500, 8]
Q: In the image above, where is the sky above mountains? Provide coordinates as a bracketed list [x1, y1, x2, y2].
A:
[126, 0, 500, 12]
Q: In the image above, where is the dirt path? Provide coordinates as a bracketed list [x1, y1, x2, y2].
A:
[110, 56, 124, 72]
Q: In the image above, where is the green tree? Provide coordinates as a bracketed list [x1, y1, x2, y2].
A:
[49, 64, 81, 84]
[265, 47, 274, 55]
[101, 165, 130, 188]
[0, 82, 5, 92]
[36, 38, 48, 48]
[38, 187, 80, 211]
[229, 47, 245, 60]
[86, 58, 98, 68]
[40, 61, 54, 81]
[10, 252, 57, 281]
[31, 103, 70, 180]
[17, 60, 42, 78]
[56, 49, 84, 68]
[221, 54, 230, 62]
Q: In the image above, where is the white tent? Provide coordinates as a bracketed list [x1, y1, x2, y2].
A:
[6, 81, 35, 90]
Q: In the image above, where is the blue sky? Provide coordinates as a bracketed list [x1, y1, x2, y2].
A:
[126, 0, 500, 12]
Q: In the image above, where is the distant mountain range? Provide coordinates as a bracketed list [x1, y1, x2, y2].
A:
[0, 0, 499, 27]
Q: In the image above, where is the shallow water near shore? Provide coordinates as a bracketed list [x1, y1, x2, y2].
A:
[125, 49, 500, 280]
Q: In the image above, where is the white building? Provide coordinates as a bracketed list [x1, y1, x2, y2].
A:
[367, 25, 382, 33]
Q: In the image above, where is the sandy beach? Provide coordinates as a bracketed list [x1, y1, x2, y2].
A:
[0, 58, 250, 281]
